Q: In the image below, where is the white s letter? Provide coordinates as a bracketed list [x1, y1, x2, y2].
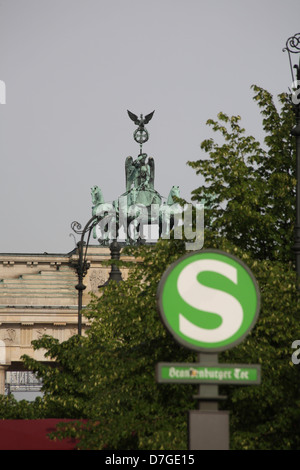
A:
[177, 259, 243, 343]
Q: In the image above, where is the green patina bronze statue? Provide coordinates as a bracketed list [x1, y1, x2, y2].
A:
[91, 110, 182, 244]
[124, 153, 161, 207]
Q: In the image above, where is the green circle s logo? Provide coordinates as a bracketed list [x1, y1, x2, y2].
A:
[157, 250, 260, 352]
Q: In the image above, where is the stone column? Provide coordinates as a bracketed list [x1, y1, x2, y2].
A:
[0, 365, 8, 395]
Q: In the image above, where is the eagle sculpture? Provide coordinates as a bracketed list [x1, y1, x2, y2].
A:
[127, 110, 155, 128]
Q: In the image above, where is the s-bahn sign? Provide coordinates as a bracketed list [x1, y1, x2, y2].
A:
[157, 250, 260, 353]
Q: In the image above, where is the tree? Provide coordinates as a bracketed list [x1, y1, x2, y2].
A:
[187, 85, 296, 264]
[23, 239, 199, 450]
[205, 234, 300, 450]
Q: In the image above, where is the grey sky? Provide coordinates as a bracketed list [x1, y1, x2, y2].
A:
[0, 0, 299, 253]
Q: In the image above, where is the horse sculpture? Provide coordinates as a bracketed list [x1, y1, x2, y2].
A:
[91, 184, 183, 244]
[91, 148, 184, 245]
[91, 185, 105, 213]
[159, 185, 182, 239]
[91, 186, 117, 241]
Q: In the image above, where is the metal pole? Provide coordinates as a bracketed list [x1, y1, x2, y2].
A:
[71, 215, 99, 336]
[192, 353, 227, 410]
[292, 93, 300, 285]
[284, 34, 300, 285]
[107, 240, 123, 283]
[98, 239, 123, 288]
[188, 353, 229, 450]
[75, 240, 86, 337]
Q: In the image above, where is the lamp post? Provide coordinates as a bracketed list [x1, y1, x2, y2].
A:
[284, 33, 300, 283]
[71, 217, 123, 335]
[71, 215, 99, 336]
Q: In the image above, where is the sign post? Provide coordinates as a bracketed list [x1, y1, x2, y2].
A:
[156, 249, 261, 450]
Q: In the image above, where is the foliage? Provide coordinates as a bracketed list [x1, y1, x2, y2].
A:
[22, 239, 199, 450]
[0, 394, 45, 419]
[15, 234, 300, 450]
[22, 335, 97, 419]
[187, 85, 296, 263]
[184, 86, 300, 448]
[205, 233, 300, 450]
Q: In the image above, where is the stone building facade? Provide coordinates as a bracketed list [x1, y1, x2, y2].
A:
[0, 245, 128, 394]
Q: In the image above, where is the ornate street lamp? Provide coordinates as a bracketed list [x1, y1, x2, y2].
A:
[283, 33, 300, 283]
[71, 215, 99, 336]
[71, 216, 123, 335]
